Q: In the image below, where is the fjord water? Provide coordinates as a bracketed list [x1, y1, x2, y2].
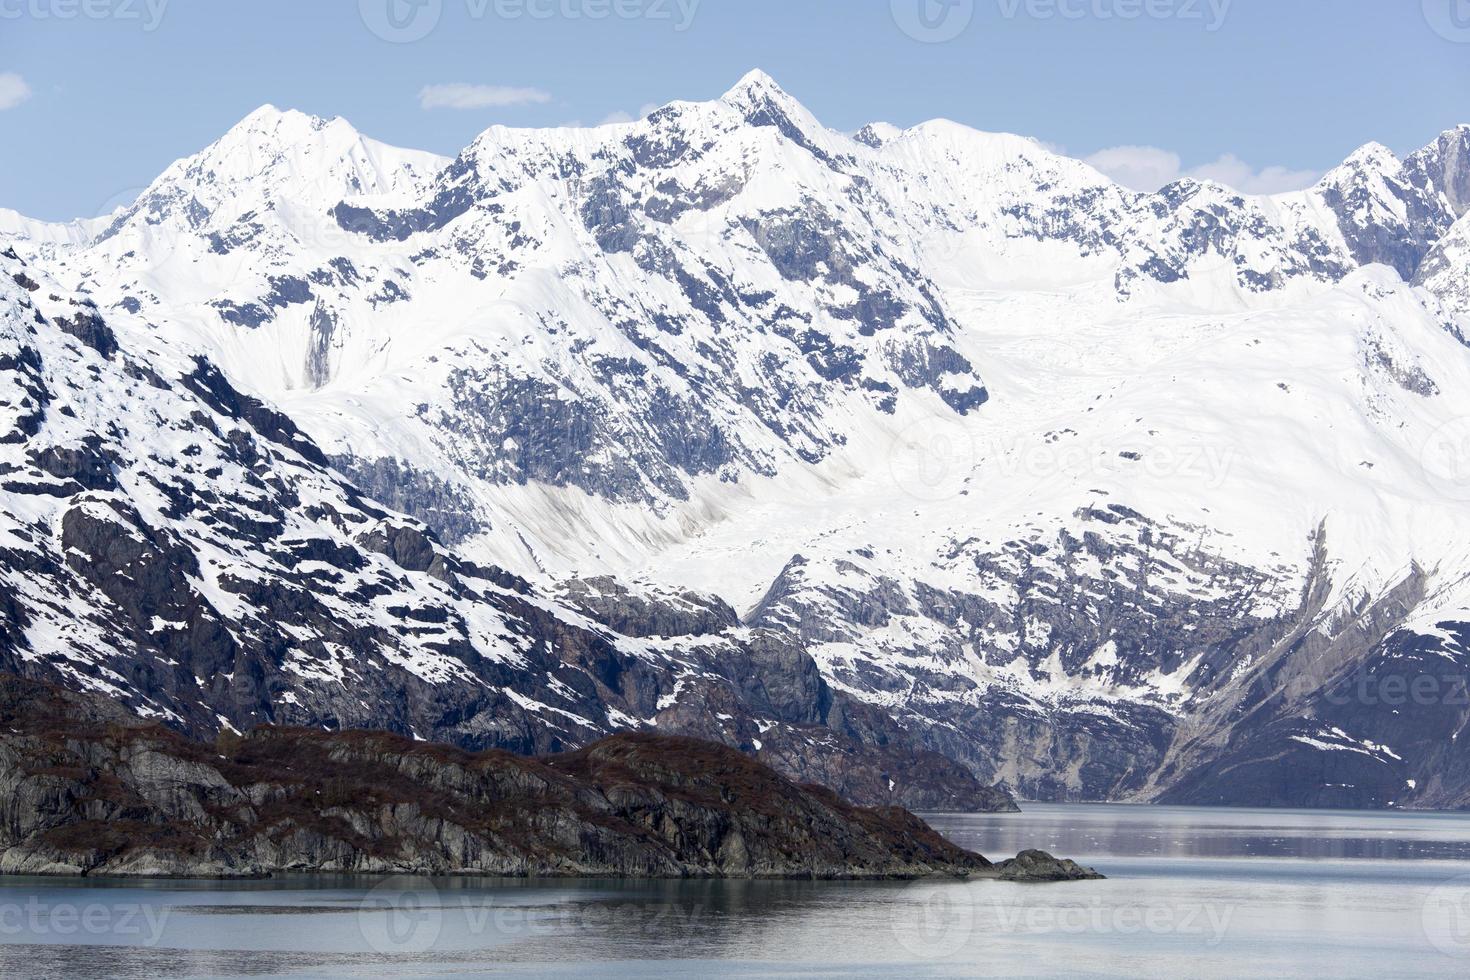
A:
[2, 805, 1468, 978]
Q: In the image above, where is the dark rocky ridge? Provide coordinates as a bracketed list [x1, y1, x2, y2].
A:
[0, 674, 1089, 880]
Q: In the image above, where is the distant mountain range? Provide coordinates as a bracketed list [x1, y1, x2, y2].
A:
[4, 70, 1470, 810]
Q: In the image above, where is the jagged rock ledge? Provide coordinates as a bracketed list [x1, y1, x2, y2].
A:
[0, 675, 1093, 881]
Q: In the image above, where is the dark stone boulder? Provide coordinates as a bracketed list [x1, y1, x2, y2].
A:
[995, 849, 1105, 882]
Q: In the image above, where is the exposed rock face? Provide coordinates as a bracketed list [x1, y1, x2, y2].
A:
[552, 576, 1017, 813]
[1318, 131, 1470, 281]
[556, 576, 741, 639]
[748, 514, 1308, 802]
[0, 674, 1013, 880]
[751, 512, 1470, 811]
[1154, 618, 1470, 810]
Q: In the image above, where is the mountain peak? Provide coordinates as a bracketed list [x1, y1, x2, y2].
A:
[716, 69, 833, 157]
[854, 122, 903, 149]
[1405, 125, 1470, 219]
[1406, 126, 1470, 165]
[242, 102, 285, 121]
[1316, 141, 1402, 194]
[719, 69, 814, 122]
[229, 103, 336, 140]
[721, 69, 789, 103]
[1342, 141, 1399, 168]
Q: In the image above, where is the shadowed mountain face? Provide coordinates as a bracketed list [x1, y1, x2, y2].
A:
[4, 74, 1470, 809]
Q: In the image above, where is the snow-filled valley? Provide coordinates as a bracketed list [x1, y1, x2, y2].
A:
[4, 70, 1470, 808]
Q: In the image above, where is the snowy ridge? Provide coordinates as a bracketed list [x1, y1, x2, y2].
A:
[0, 246, 1001, 809]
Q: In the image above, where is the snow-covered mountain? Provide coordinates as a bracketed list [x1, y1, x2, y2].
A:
[6, 72, 1470, 808]
[0, 245, 1008, 813]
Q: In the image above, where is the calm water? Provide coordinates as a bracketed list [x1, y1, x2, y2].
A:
[3, 804, 1470, 977]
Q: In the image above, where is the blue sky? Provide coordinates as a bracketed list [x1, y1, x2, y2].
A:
[2, 0, 1468, 220]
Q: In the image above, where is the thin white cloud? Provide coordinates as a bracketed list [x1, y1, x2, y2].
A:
[1083, 145, 1183, 193]
[419, 83, 552, 111]
[1187, 154, 1322, 195]
[595, 103, 663, 127]
[0, 72, 32, 111]
[1082, 144, 1320, 196]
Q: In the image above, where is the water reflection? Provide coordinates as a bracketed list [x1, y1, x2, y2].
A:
[925, 803, 1470, 863]
[1, 805, 1468, 978]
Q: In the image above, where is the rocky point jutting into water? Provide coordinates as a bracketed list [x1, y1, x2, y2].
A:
[0, 674, 1097, 880]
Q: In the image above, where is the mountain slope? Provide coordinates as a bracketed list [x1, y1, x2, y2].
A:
[7, 72, 1470, 808]
[0, 246, 1010, 812]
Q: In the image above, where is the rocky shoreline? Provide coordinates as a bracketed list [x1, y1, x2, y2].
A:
[0, 675, 1096, 882]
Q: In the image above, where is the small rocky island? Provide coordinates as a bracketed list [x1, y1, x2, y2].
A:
[0, 674, 1100, 881]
